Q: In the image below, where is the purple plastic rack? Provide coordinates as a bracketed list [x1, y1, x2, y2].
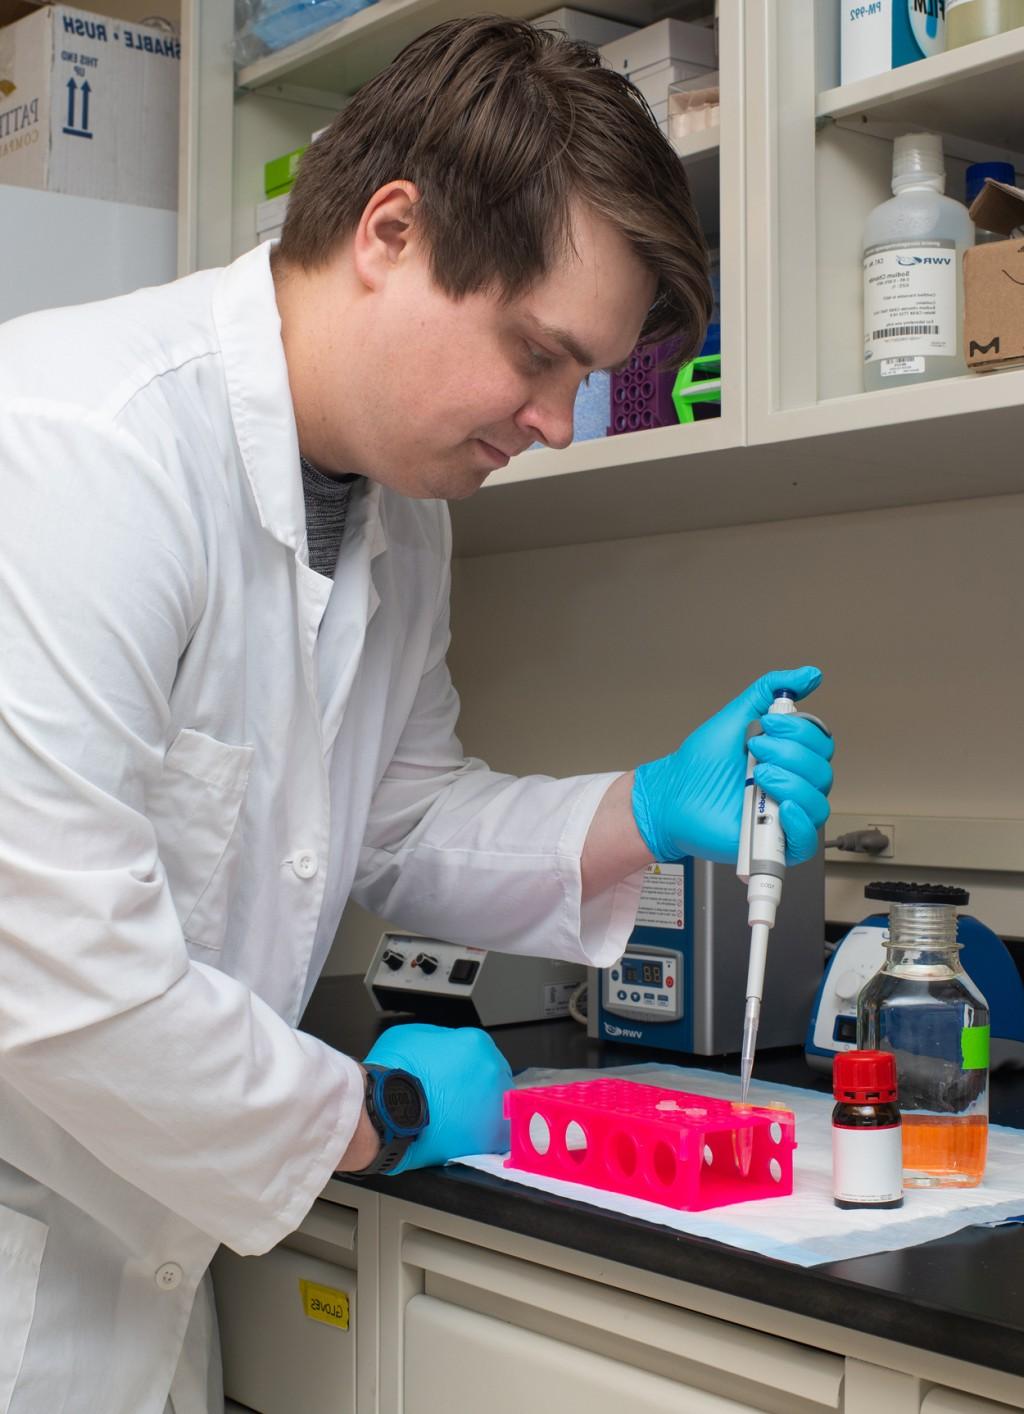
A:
[607, 340, 680, 436]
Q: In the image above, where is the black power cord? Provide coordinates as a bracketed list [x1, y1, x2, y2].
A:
[824, 828, 891, 855]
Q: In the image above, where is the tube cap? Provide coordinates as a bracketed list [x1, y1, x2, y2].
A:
[834, 1050, 898, 1104]
[865, 880, 969, 906]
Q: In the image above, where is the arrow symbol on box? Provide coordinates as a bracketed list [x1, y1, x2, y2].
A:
[62, 77, 93, 139]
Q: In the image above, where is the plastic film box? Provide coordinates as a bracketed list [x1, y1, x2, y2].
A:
[0, 4, 180, 210]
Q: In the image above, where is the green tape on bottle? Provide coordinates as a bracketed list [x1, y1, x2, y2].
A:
[961, 1024, 990, 1070]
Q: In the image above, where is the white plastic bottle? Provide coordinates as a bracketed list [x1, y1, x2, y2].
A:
[862, 133, 973, 392]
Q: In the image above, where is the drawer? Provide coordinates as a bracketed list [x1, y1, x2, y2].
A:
[214, 1202, 358, 1414]
[401, 1229, 843, 1414]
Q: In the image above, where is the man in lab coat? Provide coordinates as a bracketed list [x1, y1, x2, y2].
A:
[0, 16, 833, 1414]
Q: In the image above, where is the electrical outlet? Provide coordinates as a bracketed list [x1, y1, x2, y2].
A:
[826, 814, 1024, 873]
[867, 822, 895, 859]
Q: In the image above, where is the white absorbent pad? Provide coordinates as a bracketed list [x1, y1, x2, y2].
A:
[451, 1064, 1024, 1268]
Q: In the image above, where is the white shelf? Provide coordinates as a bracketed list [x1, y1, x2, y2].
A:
[237, 0, 680, 94]
[450, 373, 1024, 556]
[817, 27, 1024, 152]
[753, 365, 1024, 443]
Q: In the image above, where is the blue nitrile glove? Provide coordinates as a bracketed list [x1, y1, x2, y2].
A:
[631, 666, 833, 867]
[364, 1023, 513, 1174]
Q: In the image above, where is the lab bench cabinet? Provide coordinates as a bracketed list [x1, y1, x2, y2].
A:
[375, 1196, 1024, 1414]
[209, 1170, 1024, 1414]
[212, 1182, 380, 1414]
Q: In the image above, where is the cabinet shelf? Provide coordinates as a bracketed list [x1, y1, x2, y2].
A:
[237, 0, 676, 94]
[449, 372, 1024, 555]
[817, 27, 1024, 152]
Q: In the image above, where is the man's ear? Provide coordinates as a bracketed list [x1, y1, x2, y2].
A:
[353, 180, 421, 290]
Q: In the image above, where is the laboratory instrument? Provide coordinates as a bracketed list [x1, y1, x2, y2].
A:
[858, 882, 990, 1188]
[806, 892, 1024, 1070]
[588, 852, 824, 1055]
[831, 1050, 903, 1210]
[863, 132, 973, 392]
[946, 0, 1024, 48]
[365, 933, 584, 1027]
[505, 1078, 796, 1209]
[736, 690, 829, 1102]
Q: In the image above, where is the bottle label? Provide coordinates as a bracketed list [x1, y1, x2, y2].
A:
[863, 239, 957, 362]
[880, 356, 926, 376]
[833, 1123, 903, 1203]
[961, 1024, 990, 1070]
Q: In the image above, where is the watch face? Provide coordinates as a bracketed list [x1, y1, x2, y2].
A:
[382, 1072, 427, 1131]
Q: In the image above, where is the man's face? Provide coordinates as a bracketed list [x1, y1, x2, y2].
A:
[287, 194, 657, 500]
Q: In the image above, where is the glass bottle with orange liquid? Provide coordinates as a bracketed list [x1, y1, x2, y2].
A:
[857, 882, 989, 1188]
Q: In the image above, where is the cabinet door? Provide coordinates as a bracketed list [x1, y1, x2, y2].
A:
[214, 1201, 358, 1414]
[397, 1229, 842, 1414]
[405, 1292, 769, 1414]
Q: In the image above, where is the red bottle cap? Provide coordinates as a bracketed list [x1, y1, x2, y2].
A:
[833, 1050, 898, 1103]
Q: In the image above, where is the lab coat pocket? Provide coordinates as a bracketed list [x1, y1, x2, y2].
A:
[0, 1204, 47, 1413]
[148, 728, 254, 954]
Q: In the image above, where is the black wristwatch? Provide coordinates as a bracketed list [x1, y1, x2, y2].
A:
[347, 1065, 429, 1177]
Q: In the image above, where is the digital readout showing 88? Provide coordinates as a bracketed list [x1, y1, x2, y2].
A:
[622, 959, 664, 987]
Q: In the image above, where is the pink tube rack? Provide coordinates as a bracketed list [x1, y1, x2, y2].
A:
[504, 1079, 796, 1211]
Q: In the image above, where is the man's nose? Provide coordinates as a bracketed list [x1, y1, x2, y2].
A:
[518, 391, 575, 451]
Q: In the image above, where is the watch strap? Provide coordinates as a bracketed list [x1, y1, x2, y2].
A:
[345, 1065, 425, 1178]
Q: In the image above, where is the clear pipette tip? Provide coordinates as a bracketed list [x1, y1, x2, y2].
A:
[739, 995, 761, 1106]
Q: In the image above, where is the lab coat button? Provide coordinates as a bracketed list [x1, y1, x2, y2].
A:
[155, 1263, 184, 1291]
[293, 850, 319, 880]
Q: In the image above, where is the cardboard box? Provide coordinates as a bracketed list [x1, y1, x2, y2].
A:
[0, 4, 179, 209]
[599, 18, 716, 78]
[532, 7, 635, 47]
[964, 179, 1024, 372]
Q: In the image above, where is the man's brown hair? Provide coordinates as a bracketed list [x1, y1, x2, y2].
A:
[278, 14, 712, 364]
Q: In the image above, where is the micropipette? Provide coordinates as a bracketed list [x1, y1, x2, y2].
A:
[736, 690, 830, 1104]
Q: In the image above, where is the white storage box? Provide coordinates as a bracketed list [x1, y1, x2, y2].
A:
[599, 18, 716, 78]
[0, 4, 180, 209]
[256, 192, 289, 242]
[532, 8, 636, 47]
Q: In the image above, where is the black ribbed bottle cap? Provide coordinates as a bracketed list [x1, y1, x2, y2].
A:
[865, 881, 969, 906]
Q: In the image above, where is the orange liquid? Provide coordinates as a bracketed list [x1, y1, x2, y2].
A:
[901, 1114, 988, 1187]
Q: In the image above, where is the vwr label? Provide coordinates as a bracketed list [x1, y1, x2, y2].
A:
[863, 239, 956, 361]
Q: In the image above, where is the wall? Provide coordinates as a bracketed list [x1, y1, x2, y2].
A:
[325, 491, 1024, 975]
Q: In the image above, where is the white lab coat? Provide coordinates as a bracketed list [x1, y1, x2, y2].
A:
[0, 242, 643, 1414]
